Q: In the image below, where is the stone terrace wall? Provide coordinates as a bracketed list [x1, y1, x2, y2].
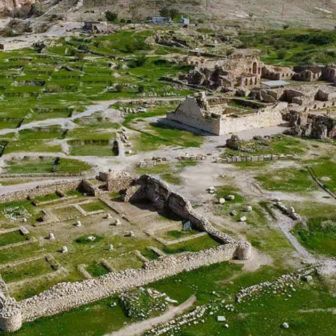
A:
[0, 180, 81, 204]
[19, 244, 238, 323]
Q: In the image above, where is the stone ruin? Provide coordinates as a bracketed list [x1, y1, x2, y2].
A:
[178, 52, 336, 99]
[0, 276, 22, 332]
[123, 174, 251, 260]
[179, 50, 263, 91]
[0, 173, 252, 332]
[226, 135, 241, 150]
[98, 171, 133, 193]
[167, 92, 287, 135]
[286, 112, 336, 140]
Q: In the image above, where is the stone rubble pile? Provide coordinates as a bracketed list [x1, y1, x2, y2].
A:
[119, 106, 147, 117]
[145, 305, 208, 336]
[273, 200, 301, 220]
[137, 157, 169, 168]
[236, 266, 316, 303]
[119, 288, 169, 320]
[177, 154, 206, 161]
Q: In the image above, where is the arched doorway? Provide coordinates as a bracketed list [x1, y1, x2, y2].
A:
[252, 62, 258, 74]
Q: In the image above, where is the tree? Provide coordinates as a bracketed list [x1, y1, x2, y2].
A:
[169, 8, 180, 20]
[105, 11, 118, 22]
[159, 7, 170, 18]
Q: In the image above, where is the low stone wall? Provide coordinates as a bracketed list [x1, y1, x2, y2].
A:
[19, 244, 238, 323]
[216, 153, 296, 163]
[0, 173, 87, 179]
[0, 181, 80, 204]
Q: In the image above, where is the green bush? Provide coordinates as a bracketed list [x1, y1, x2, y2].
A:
[277, 49, 287, 59]
[115, 84, 124, 93]
[105, 11, 118, 22]
[159, 7, 170, 18]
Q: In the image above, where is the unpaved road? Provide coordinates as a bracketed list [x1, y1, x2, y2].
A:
[106, 295, 196, 336]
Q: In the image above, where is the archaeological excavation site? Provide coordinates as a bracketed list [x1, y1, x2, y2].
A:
[1, 1, 336, 335]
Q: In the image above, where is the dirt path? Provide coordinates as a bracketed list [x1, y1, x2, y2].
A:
[106, 295, 196, 336]
[0, 97, 185, 136]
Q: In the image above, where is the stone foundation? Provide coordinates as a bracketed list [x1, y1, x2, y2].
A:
[0, 175, 251, 331]
[0, 180, 80, 204]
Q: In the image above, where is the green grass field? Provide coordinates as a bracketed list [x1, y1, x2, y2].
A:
[163, 234, 220, 254]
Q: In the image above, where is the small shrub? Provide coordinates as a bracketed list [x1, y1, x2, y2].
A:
[138, 85, 145, 93]
[116, 84, 124, 93]
[277, 49, 287, 59]
[105, 11, 118, 22]
[159, 7, 170, 18]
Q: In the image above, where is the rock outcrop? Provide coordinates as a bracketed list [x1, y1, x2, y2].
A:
[0, 0, 36, 15]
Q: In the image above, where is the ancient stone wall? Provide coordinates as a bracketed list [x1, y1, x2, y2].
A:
[124, 175, 243, 247]
[0, 180, 80, 204]
[0, 175, 252, 331]
[219, 103, 287, 135]
[167, 95, 287, 135]
[19, 244, 238, 323]
[78, 180, 99, 196]
[0, 276, 22, 332]
[167, 97, 221, 135]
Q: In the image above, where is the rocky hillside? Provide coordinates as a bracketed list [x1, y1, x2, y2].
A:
[69, 0, 336, 29]
[2, 0, 336, 29]
[0, 0, 36, 14]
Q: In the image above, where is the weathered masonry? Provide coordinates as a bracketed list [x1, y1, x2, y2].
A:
[167, 92, 287, 135]
[0, 175, 251, 332]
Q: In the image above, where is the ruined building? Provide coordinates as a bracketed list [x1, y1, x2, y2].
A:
[180, 50, 263, 90]
[167, 92, 287, 135]
[287, 111, 336, 140]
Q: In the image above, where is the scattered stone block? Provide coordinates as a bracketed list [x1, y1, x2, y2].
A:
[49, 233, 55, 240]
[218, 198, 225, 204]
[19, 226, 30, 235]
[282, 322, 289, 329]
[245, 205, 253, 212]
[240, 216, 247, 222]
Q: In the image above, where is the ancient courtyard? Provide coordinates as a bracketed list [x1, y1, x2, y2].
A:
[0, 2, 336, 335]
